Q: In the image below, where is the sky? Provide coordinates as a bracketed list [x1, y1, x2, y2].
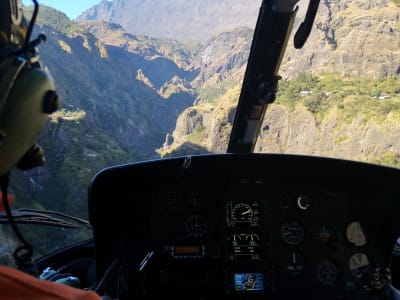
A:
[21, 0, 105, 20]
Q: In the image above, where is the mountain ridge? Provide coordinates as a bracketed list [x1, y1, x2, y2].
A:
[159, 0, 400, 166]
[280, 0, 400, 79]
[2, 0, 400, 263]
[18, 0, 400, 207]
[77, 0, 261, 41]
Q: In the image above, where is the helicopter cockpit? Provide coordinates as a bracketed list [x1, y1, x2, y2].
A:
[35, 0, 400, 299]
[87, 153, 400, 299]
[2, 0, 400, 299]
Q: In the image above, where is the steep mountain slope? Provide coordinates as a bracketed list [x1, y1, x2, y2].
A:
[82, 21, 199, 92]
[84, 21, 256, 101]
[1, 0, 399, 263]
[281, 0, 400, 78]
[79, 0, 400, 86]
[159, 74, 400, 167]
[160, 0, 400, 167]
[191, 27, 253, 90]
[2, 5, 262, 263]
[14, 0, 400, 216]
[77, 0, 260, 41]
[11, 7, 198, 220]
[11, 5, 262, 228]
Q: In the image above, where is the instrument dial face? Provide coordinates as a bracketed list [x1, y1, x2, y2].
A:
[349, 253, 370, 278]
[297, 194, 312, 210]
[316, 260, 341, 286]
[226, 201, 260, 227]
[226, 233, 261, 260]
[233, 203, 253, 222]
[185, 214, 208, 238]
[346, 222, 367, 247]
[281, 221, 305, 245]
[285, 252, 305, 275]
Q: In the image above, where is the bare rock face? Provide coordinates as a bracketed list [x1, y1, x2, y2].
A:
[77, 0, 260, 41]
[160, 0, 400, 161]
[158, 86, 239, 156]
[256, 104, 400, 164]
[191, 27, 253, 88]
[282, 0, 400, 79]
[162, 93, 400, 165]
[80, 0, 400, 86]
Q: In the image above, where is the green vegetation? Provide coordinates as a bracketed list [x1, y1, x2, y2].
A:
[186, 125, 207, 143]
[276, 73, 400, 123]
[168, 73, 400, 170]
[370, 150, 400, 168]
[50, 109, 86, 122]
[335, 135, 350, 145]
[273, 73, 400, 168]
[24, 5, 81, 35]
[196, 79, 240, 104]
[5, 1, 400, 267]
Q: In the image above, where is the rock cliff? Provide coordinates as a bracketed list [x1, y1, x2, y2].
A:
[77, 0, 260, 41]
[160, 0, 400, 167]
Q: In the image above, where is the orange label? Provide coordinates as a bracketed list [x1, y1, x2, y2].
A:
[0, 194, 15, 211]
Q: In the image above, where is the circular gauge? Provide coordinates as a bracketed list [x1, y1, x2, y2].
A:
[281, 221, 305, 245]
[316, 260, 341, 286]
[245, 233, 260, 244]
[227, 233, 242, 245]
[185, 214, 208, 238]
[285, 252, 305, 276]
[226, 201, 260, 227]
[346, 222, 367, 247]
[227, 233, 261, 260]
[232, 203, 254, 223]
[318, 225, 335, 244]
[297, 195, 312, 210]
[349, 253, 370, 278]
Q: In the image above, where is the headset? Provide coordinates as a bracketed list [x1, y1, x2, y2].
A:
[0, 0, 60, 272]
[0, 0, 60, 176]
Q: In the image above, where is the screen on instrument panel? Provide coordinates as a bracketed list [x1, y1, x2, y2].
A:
[234, 273, 264, 292]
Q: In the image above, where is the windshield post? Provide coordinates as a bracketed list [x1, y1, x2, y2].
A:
[227, 0, 299, 154]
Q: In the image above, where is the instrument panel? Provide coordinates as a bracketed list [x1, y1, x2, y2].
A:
[89, 153, 400, 299]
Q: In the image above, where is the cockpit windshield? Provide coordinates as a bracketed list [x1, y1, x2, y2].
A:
[1, 0, 400, 274]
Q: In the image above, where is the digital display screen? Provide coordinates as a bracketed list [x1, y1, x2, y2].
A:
[234, 273, 264, 292]
[174, 246, 201, 254]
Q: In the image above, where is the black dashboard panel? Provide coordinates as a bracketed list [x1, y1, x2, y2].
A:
[88, 153, 400, 299]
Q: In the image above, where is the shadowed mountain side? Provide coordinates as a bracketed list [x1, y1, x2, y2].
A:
[10, 6, 199, 224]
[77, 0, 261, 41]
[36, 25, 188, 154]
[83, 21, 255, 103]
[103, 44, 197, 104]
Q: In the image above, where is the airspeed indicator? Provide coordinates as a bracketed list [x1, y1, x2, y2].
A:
[226, 201, 260, 227]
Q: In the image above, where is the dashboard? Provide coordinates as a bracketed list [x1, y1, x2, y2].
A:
[88, 153, 400, 299]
